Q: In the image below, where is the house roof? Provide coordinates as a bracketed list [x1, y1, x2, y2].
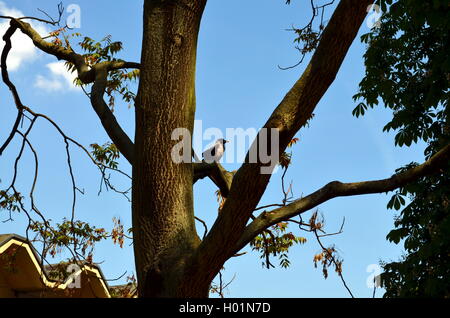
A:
[0, 233, 111, 297]
[0, 233, 17, 246]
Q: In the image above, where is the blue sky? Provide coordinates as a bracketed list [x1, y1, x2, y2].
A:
[0, 0, 426, 297]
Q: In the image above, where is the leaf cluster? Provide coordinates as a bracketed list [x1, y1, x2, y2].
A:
[313, 246, 342, 280]
[353, 0, 449, 149]
[29, 218, 108, 259]
[90, 142, 120, 169]
[0, 190, 23, 213]
[48, 29, 139, 110]
[250, 222, 307, 269]
[353, 0, 450, 297]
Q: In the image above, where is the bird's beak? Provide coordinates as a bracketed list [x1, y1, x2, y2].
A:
[224, 140, 229, 143]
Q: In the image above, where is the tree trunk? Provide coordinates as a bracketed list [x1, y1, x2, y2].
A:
[132, 0, 207, 297]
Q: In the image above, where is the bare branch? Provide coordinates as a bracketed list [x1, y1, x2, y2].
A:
[0, 24, 23, 155]
[235, 143, 450, 253]
[254, 203, 285, 212]
[194, 216, 208, 240]
[0, 1, 66, 26]
[280, 0, 336, 70]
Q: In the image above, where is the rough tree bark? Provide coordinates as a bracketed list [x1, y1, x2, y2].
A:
[132, 0, 208, 297]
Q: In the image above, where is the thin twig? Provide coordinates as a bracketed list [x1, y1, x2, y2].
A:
[313, 229, 354, 298]
[195, 216, 208, 240]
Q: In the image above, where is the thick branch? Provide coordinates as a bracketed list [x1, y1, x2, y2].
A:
[12, 19, 94, 83]
[91, 65, 135, 164]
[109, 61, 141, 71]
[234, 143, 450, 253]
[0, 24, 22, 156]
[193, 0, 374, 281]
[193, 162, 234, 197]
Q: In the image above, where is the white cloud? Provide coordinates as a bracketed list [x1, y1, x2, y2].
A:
[47, 61, 78, 87]
[0, 2, 77, 92]
[34, 61, 78, 92]
[0, 2, 23, 20]
[0, 1, 50, 71]
[34, 74, 64, 92]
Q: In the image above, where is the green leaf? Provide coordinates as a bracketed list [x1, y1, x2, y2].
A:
[352, 102, 368, 117]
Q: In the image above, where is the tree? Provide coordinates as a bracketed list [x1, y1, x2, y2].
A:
[0, 0, 449, 297]
[353, 0, 450, 296]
